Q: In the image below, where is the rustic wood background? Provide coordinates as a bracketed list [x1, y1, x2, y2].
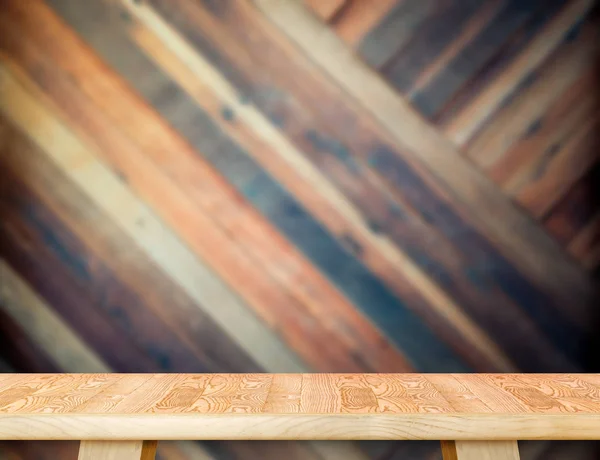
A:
[0, 0, 598, 459]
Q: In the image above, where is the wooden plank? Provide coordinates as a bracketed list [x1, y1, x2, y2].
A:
[121, 0, 515, 374]
[134, 0, 586, 372]
[0, 161, 223, 375]
[332, 0, 397, 46]
[512, 114, 599, 218]
[384, 0, 482, 93]
[358, 0, 435, 69]
[465, 17, 600, 169]
[0, 309, 60, 373]
[407, 1, 502, 99]
[1, 374, 600, 441]
[0, 70, 304, 376]
[252, 0, 596, 326]
[4, 0, 413, 375]
[445, 0, 593, 145]
[0, 206, 157, 373]
[0, 116, 261, 375]
[441, 441, 520, 460]
[426, 374, 493, 413]
[486, 374, 600, 413]
[543, 163, 600, 247]
[0, 261, 108, 373]
[304, 0, 346, 22]
[78, 441, 157, 460]
[410, 0, 544, 119]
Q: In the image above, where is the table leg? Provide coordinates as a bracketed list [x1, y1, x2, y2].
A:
[78, 441, 158, 460]
[441, 441, 520, 460]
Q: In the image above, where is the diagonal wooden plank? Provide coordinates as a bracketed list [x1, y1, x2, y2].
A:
[0, 117, 262, 374]
[252, 0, 596, 318]
[0, 307, 62, 374]
[3, 63, 298, 380]
[445, 0, 594, 146]
[331, 0, 397, 46]
[466, 20, 600, 171]
[8, 0, 424, 374]
[120, 0, 514, 373]
[358, 0, 435, 69]
[0, 61, 305, 375]
[0, 260, 109, 373]
[133, 0, 590, 371]
[0, 7, 413, 379]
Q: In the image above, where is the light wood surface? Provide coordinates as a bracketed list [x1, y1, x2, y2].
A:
[78, 441, 157, 460]
[1, 374, 599, 440]
[441, 441, 520, 460]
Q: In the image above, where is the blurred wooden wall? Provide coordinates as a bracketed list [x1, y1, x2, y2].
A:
[0, 0, 598, 459]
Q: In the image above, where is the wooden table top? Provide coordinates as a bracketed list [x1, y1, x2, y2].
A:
[1, 374, 599, 440]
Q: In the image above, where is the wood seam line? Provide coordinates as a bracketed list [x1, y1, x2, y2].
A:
[118, 0, 515, 372]
[251, 0, 595, 311]
[444, 0, 595, 146]
[0, 59, 307, 375]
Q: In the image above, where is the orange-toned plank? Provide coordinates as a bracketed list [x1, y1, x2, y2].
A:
[511, 113, 599, 218]
[304, 0, 346, 22]
[131, 0, 589, 373]
[0, 0, 410, 374]
[122, 0, 514, 373]
[332, 0, 397, 46]
[0, 115, 262, 374]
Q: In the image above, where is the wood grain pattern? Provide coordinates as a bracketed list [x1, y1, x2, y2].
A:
[0, 0, 413, 374]
[444, 0, 593, 145]
[123, 0, 514, 373]
[253, 0, 596, 314]
[0, 374, 599, 441]
[1, 0, 598, 458]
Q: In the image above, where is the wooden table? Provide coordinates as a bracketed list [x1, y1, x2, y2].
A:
[1, 374, 599, 459]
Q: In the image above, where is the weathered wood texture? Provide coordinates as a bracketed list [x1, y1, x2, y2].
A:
[308, 0, 600, 269]
[0, 374, 599, 441]
[0, 0, 598, 459]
